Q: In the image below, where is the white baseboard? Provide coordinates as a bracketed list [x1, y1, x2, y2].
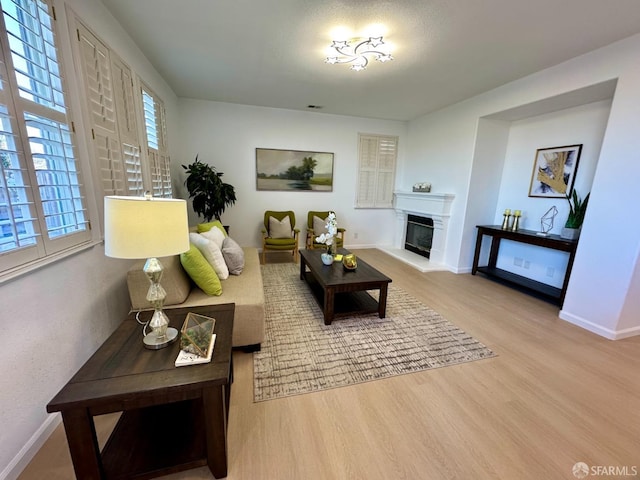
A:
[559, 310, 640, 340]
[0, 414, 60, 480]
[453, 266, 473, 274]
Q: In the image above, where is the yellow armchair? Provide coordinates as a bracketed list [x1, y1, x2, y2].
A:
[262, 210, 300, 263]
[306, 211, 345, 250]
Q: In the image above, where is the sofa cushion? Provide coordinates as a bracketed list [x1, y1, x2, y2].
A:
[197, 220, 227, 236]
[189, 232, 229, 280]
[180, 244, 222, 296]
[127, 255, 191, 310]
[222, 236, 244, 275]
[269, 215, 293, 238]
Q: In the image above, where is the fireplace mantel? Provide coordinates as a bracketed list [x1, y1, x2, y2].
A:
[393, 191, 455, 217]
[386, 191, 455, 271]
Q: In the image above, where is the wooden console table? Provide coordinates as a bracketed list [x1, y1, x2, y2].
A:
[472, 225, 578, 306]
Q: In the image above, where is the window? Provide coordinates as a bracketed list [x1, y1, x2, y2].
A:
[141, 85, 171, 198]
[356, 133, 398, 208]
[0, 0, 90, 273]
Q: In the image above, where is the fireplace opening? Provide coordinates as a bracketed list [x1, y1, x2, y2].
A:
[405, 214, 434, 259]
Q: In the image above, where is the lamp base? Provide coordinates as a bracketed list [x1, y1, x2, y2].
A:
[143, 326, 179, 350]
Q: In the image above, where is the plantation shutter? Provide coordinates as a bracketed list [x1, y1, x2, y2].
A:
[111, 56, 143, 196]
[356, 134, 398, 208]
[0, 0, 90, 263]
[75, 23, 125, 196]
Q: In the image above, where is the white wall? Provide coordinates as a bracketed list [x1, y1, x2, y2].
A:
[0, 1, 179, 478]
[492, 100, 611, 287]
[560, 62, 640, 338]
[175, 100, 408, 250]
[405, 33, 640, 338]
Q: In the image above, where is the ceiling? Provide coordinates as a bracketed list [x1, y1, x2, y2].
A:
[99, 0, 640, 121]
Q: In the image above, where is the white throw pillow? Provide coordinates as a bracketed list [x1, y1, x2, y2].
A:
[269, 215, 293, 239]
[313, 215, 328, 237]
[200, 225, 225, 249]
[189, 232, 229, 280]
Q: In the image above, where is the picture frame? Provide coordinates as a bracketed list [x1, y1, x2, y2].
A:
[528, 144, 582, 198]
[256, 148, 334, 191]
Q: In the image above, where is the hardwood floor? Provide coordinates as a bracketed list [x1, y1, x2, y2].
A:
[18, 249, 640, 480]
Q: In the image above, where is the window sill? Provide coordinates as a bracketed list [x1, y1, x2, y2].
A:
[0, 240, 101, 286]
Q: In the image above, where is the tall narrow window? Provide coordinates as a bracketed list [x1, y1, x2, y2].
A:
[142, 85, 171, 198]
[0, 0, 90, 273]
[356, 134, 398, 208]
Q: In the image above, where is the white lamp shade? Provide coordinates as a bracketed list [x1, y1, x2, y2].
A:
[104, 196, 190, 259]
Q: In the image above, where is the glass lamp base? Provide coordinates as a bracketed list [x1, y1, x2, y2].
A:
[143, 326, 179, 350]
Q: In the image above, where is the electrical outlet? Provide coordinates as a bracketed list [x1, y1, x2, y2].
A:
[546, 267, 555, 277]
[514, 257, 523, 267]
[353, 232, 358, 239]
[524, 260, 531, 269]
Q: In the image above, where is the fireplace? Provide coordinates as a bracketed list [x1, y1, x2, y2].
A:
[405, 215, 434, 259]
[390, 191, 455, 271]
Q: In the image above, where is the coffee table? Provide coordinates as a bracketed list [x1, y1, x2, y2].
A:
[299, 248, 392, 325]
[46, 304, 234, 480]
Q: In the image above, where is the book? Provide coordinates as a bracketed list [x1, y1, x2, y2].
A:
[175, 334, 216, 367]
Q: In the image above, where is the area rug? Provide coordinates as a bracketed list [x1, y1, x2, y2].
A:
[253, 263, 495, 402]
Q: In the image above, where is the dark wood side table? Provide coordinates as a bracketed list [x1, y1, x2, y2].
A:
[472, 225, 578, 306]
[47, 304, 234, 480]
[299, 248, 392, 325]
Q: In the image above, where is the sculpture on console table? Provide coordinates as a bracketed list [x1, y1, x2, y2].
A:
[537, 206, 558, 236]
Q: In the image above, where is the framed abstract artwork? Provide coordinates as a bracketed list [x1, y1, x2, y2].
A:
[256, 148, 334, 191]
[528, 144, 582, 198]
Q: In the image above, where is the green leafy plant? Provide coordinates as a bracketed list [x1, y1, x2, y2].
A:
[565, 190, 590, 228]
[182, 156, 236, 222]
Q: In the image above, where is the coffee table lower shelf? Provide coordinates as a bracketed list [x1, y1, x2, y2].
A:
[101, 400, 207, 479]
[303, 271, 380, 319]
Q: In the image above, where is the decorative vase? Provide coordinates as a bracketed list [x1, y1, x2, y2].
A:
[321, 253, 334, 265]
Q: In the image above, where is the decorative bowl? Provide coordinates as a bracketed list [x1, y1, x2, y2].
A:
[342, 254, 357, 270]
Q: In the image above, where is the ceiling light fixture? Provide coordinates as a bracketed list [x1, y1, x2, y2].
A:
[325, 36, 393, 71]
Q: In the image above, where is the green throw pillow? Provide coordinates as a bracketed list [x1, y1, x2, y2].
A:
[197, 220, 227, 237]
[180, 244, 222, 296]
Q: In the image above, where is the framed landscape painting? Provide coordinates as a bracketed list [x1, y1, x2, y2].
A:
[256, 148, 334, 191]
[528, 144, 582, 198]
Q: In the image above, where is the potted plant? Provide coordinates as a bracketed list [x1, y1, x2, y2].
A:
[182, 156, 236, 222]
[561, 189, 590, 239]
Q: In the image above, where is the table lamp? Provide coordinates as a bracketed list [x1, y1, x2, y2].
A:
[104, 194, 189, 349]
